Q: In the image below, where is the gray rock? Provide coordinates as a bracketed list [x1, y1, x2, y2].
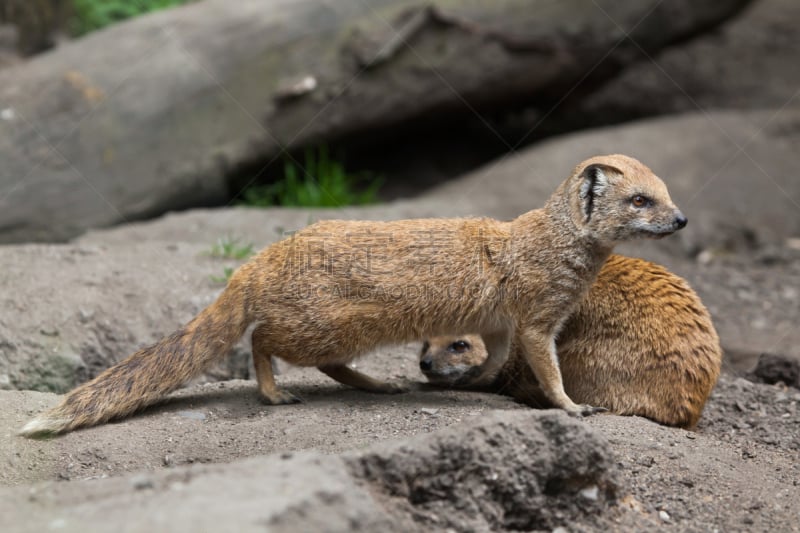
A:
[0, 243, 222, 393]
[578, 0, 800, 128]
[347, 411, 618, 531]
[10, 348, 87, 393]
[0, 410, 617, 532]
[748, 353, 800, 388]
[177, 410, 207, 421]
[0, 0, 750, 243]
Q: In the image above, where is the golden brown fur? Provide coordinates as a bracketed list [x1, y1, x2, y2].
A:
[20, 154, 686, 436]
[420, 255, 722, 428]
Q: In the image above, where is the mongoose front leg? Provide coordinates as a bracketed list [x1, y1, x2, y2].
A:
[252, 326, 302, 405]
[518, 328, 606, 416]
[318, 365, 409, 394]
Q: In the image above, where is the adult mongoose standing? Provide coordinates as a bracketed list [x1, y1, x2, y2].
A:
[419, 255, 721, 428]
[20, 154, 687, 436]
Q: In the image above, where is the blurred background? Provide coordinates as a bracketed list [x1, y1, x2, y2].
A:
[0, 0, 798, 393]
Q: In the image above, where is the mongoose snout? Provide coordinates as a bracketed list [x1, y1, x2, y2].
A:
[419, 339, 471, 372]
[648, 211, 687, 238]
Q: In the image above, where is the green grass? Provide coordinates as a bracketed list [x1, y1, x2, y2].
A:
[209, 266, 235, 284]
[241, 146, 382, 208]
[207, 236, 255, 260]
[207, 236, 253, 284]
[71, 0, 195, 36]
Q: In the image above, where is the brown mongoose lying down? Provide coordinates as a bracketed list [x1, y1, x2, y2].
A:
[19, 154, 687, 436]
[419, 255, 721, 428]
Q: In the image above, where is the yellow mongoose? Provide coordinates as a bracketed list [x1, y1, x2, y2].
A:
[419, 255, 721, 428]
[20, 154, 686, 436]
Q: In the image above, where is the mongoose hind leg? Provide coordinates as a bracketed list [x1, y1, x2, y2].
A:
[252, 326, 302, 405]
[518, 328, 606, 417]
[319, 365, 409, 394]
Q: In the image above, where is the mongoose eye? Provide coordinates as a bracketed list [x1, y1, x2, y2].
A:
[631, 195, 652, 208]
[448, 340, 471, 353]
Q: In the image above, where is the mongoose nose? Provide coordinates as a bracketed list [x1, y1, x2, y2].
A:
[419, 356, 433, 372]
[675, 214, 688, 229]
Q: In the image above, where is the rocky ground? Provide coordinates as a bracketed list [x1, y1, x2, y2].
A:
[1, 361, 799, 531]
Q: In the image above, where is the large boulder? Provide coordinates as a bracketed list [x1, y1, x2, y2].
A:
[576, 0, 800, 125]
[80, 107, 800, 256]
[0, 0, 751, 243]
[0, 410, 618, 532]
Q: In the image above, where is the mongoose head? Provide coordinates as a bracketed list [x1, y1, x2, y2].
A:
[419, 335, 486, 386]
[564, 154, 687, 246]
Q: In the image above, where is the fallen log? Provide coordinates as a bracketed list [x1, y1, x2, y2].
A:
[0, 0, 751, 242]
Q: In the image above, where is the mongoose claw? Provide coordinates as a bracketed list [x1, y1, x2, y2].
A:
[566, 404, 608, 418]
[579, 405, 608, 416]
[259, 390, 303, 405]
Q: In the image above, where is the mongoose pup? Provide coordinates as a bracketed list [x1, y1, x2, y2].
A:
[419, 255, 721, 428]
[20, 154, 687, 436]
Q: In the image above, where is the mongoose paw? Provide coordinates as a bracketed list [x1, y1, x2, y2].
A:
[454, 366, 482, 386]
[566, 404, 608, 418]
[259, 390, 303, 405]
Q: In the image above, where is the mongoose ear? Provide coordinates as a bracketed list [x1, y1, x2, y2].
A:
[578, 164, 618, 221]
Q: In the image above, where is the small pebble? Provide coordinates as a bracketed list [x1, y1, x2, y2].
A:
[696, 249, 714, 265]
[177, 410, 206, 421]
[579, 485, 599, 501]
[420, 408, 439, 416]
[659, 510, 671, 522]
[130, 474, 153, 490]
[785, 237, 800, 251]
[48, 519, 66, 530]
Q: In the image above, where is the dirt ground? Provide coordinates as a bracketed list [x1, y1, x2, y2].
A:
[1, 340, 799, 531]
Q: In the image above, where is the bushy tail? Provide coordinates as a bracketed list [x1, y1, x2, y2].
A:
[19, 280, 251, 437]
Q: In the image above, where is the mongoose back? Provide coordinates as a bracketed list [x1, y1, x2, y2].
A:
[419, 255, 722, 428]
[20, 154, 687, 436]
